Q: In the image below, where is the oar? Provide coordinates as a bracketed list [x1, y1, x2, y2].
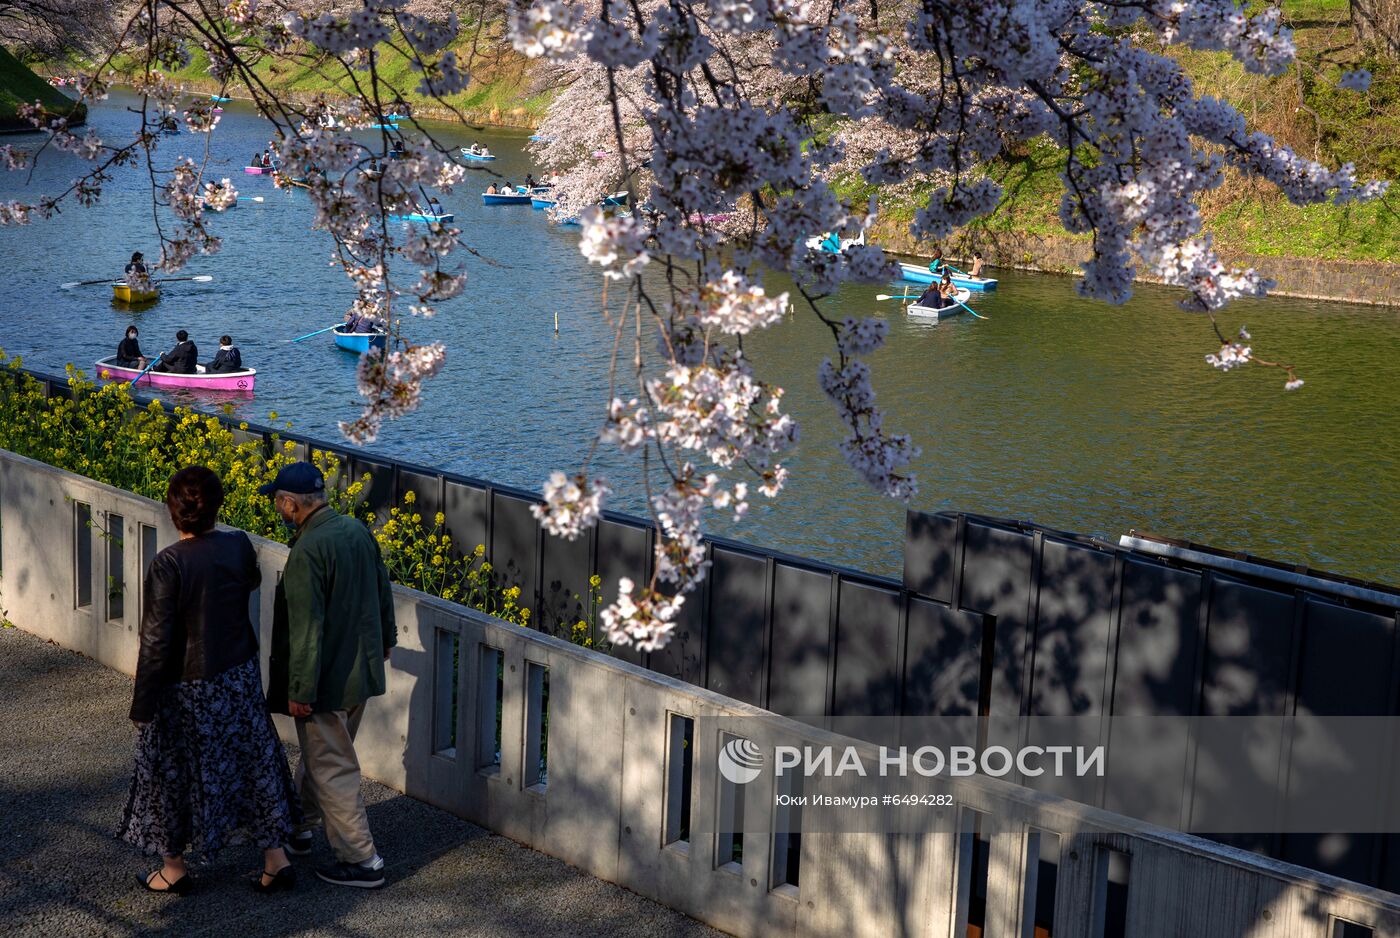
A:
[875, 292, 988, 319]
[153, 275, 214, 285]
[60, 277, 115, 290]
[948, 294, 988, 319]
[237, 196, 265, 203]
[128, 358, 159, 388]
[288, 323, 341, 343]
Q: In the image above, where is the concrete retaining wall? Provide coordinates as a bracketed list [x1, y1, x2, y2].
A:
[5, 446, 1400, 938]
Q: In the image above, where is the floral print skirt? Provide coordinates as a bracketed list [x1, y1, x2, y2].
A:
[119, 657, 301, 860]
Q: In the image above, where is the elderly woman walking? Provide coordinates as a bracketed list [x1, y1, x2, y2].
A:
[120, 466, 301, 895]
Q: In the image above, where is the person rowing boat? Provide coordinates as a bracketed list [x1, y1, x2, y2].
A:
[152, 330, 198, 374]
[124, 252, 152, 290]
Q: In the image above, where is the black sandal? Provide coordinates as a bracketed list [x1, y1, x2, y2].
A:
[137, 869, 192, 895]
[253, 865, 296, 894]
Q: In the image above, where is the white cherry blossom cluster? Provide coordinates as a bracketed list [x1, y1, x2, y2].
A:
[599, 577, 684, 652]
[341, 342, 447, 444]
[509, 0, 593, 59]
[578, 205, 650, 279]
[531, 472, 611, 539]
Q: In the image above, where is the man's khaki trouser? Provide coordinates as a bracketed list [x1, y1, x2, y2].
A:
[295, 704, 377, 864]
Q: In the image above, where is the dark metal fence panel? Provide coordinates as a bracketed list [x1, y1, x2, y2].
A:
[903, 510, 958, 603]
[1108, 558, 1205, 717]
[489, 491, 539, 602]
[1191, 576, 1298, 855]
[1027, 538, 1119, 718]
[703, 547, 768, 706]
[593, 515, 649, 666]
[396, 467, 443, 521]
[902, 597, 984, 717]
[538, 525, 593, 639]
[831, 579, 903, 717]
[648, 566, 706, 685]
[349, 455, 396, 519]
[766, 562, 835, 716]
[1279, 598, 1398, 886]
[957, 519, 1036, 727]
[442, 478, 489, 558]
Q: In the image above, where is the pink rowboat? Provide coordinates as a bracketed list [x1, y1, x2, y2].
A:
[244, 165, 277, 175]
[95, 358, 257, 392]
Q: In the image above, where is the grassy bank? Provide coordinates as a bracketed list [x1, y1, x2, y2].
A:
[0, 45, 85, 132]
[863, 0, 1400, 267]
[94, 20, 552, 129]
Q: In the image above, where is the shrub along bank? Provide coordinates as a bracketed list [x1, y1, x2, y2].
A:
[0, 355, 603, 647]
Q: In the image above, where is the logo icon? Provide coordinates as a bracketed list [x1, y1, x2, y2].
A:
[717, 737, 763, 785]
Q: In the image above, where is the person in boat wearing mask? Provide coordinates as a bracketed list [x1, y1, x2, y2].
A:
[152, 330, 198, 374]
[115, 326, 146, 369]
[209, 335, 243, 373]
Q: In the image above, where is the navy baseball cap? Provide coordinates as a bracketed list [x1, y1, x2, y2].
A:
[257, 462, 326, 496]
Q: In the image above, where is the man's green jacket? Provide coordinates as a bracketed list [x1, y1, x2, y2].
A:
[268, 505, 397, 714]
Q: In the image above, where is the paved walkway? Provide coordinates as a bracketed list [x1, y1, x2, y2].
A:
[0, 626, 723, 938]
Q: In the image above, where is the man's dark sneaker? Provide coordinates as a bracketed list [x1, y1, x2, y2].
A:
[286, 830, 315, 856]
[316, 860, 385, 889]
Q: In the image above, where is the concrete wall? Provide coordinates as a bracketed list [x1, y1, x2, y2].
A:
[5, 446, 1400, 938]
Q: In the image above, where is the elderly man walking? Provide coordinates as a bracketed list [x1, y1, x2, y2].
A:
[260, 462, 397, 888]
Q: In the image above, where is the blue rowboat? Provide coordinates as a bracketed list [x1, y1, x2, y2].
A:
[898, 262, 998, 291]
[460, 148, 497, 161]
[332, 327, 387, 353]
[531, 197, 556, 209]
[391, 211, 454, 223]
[370, 122, 400, 130]
[528, 134, 552, 142]
[210, 95, 231, 102]
[483, 190, 532, 205]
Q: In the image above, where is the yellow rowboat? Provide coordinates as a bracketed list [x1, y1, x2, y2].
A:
[112, 282, 160, 304]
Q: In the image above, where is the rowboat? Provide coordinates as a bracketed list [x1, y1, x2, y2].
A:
[602, 191, 629, 207]
[95, 357, 256, 391]
[390, 211, 454, 223]
[200, 199, 235, 212]
[211, 107, 223, 114]
[369, 122, 400, 130]
[111, 282, 160, 303]
[529, 134, 552, 142]
[531, 196, 556, 209]
[898, 262, 998, 291]
[332, 327, 388, 353]
[244, 166, 270, 175]
[210, 95, 231, 102]
[483, 190, 532, 205]
[460, 148, 497, 161]
[907, 289, 973, 321]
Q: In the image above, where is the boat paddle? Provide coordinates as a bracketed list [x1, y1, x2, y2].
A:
[288, 323, 342, 343]
[875, 292, 988, 320]
[62, 274, 213, 289]
[237, 196, 265, 203]
[128, 358, 159, 388]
